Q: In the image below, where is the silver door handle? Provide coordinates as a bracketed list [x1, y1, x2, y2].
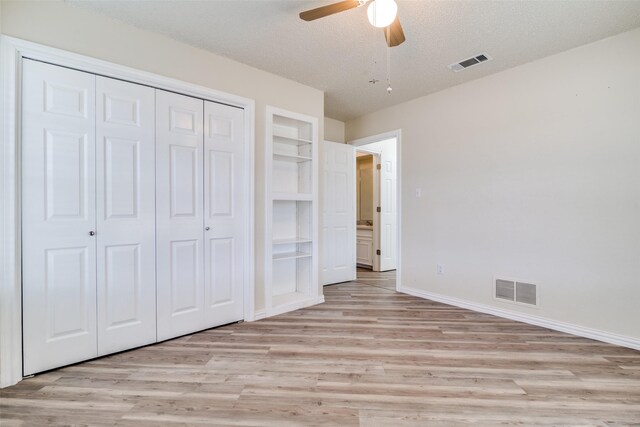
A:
[205, 227, 210, 231]
[89, 231, 95, 236]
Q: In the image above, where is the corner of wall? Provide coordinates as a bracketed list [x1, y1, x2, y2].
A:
[324, 116, 345, 143]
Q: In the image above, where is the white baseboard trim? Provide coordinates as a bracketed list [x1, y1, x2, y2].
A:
[399, 286, 640, 351]
[253, 310, 267, 321]
[265, 295, 325, 319]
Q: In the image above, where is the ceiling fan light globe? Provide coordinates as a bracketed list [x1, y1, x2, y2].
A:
[367, 0, 398, 28]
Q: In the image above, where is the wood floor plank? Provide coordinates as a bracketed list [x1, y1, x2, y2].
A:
[2, 270, 639, 425]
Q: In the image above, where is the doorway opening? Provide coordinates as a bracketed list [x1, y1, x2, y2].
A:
[353, 136, 398, 290]
[320, 130, 401, 292]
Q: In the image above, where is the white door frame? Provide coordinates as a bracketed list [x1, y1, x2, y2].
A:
[0, 36, 256, 388]
[348, 130, 402, 285]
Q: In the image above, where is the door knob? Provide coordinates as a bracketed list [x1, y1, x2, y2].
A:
[89, 231, 95, 236]
[205, 227, 210, 231]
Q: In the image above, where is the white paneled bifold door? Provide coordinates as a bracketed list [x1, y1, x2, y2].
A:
[155, 91, 205, 341]
[156, 91, 245, 341]
[22, 60, 99, 375]
[203, 101, 245, 326]
[95, 76, 157, 355]
[22, 60, 157, 375]
[22, 60, 246, 375]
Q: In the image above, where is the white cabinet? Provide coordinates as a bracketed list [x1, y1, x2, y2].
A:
[265, 107, 319, 315]
[22, 60, 247, 375]
[356, 227, 374, 267]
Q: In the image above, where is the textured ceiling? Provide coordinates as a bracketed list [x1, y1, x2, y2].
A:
[69, 0, 640, 121]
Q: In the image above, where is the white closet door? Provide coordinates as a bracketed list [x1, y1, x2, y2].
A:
[96, 77, 157, 354]
[156, 90, 205, 341]
[22, 59, 98, 375]
[203, 101, 245, 326]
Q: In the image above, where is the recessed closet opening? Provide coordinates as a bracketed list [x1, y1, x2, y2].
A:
[16, 54, 255, 377]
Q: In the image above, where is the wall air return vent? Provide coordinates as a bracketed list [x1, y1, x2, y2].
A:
[495, 279, 515, 301]
[449, 53, 492, 72]
[495, 278, 538, 307]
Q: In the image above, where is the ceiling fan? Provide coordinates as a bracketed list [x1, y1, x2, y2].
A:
[299, 0, 406, 47]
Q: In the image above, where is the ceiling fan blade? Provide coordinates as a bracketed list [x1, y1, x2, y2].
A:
[384, 17, 406, 47]
[299, 1, 360, 21]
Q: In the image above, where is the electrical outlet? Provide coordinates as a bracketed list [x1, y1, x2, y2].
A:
[437, 264, 444, 275]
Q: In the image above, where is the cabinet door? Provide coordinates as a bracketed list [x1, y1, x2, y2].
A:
[22, 59, 98, 375]
[203, 101, 245, 326]
[96, 76, 157, 354]
[156, 90, 205, 341]
[356, 238, 373, 267]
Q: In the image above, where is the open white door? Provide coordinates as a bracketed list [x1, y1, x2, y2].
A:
[378, 140, 397, 272]
[321, 141, 356, 285]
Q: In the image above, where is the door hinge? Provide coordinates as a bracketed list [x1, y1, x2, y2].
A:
[376, 206, 381, 213]
[376, 249, 381, 256]
[377, 164, 382, 170]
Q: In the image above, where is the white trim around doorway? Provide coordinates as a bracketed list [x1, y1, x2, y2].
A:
[348, 129, 402, 292]
[0, 36, 256, 388]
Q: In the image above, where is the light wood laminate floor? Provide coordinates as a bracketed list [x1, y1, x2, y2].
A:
[355, 267, 396, 290]
[2, 281, 639, 426]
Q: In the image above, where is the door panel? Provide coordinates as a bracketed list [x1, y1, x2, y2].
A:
[96, 76, 156, 354]
[208, 238, 234, 304]
[103, 244, 141, 328]
[22, 59, 98, 375]
[378, 140, 397, 271]
[45, 247, 91, 340]
[44, 131, 88, 219]
[320, 141, 356, 285]
[203, 101, 244, 326]
[170, 145, 198, 217]
[156, 90, 205, 340]
[170, 239, 200, 314]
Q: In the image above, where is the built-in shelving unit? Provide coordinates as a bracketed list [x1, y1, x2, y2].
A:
[265, 106, 320, 316]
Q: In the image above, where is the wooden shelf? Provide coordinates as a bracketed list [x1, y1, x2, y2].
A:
[273, 238, 312, 245]
[267, 107, 318, 317]
[273, 153, 312, 163]
[272, 192, 312, 201]
[273, 134, 313, 146]
[273, 251, 312, 261]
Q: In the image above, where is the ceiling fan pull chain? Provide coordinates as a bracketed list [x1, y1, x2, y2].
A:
[386, 28, 392, 94]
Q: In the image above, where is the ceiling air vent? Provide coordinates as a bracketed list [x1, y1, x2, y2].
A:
[495, 278, 538, 307]
[449, 53, 492, 72]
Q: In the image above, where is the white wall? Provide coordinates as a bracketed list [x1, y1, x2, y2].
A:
[346, 28, 640, 342]
[324, 116, 345, 143]
[1, 0, 325, 312]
